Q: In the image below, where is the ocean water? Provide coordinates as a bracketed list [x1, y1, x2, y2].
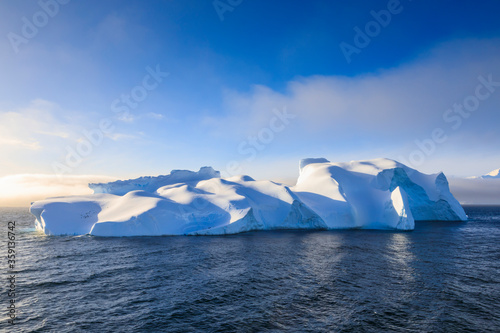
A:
[1, 206, 499, 332]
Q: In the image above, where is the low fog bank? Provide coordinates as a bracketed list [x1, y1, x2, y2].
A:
[449, 178, 500, 205]
[0, 174, 117, 207]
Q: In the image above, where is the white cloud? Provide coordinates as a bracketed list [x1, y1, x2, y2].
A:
[213, 38, 500, 144]
[106, 132, 140, 141]
[146, 112, 165, 120]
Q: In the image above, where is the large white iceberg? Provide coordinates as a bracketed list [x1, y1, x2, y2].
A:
[30, 158, 467, 236]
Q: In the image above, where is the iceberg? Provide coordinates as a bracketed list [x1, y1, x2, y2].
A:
[30, 158, 467, 236]
[481, 168, 500, 179]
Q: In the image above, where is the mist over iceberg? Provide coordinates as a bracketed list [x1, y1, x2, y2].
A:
[30, 158, 467, 236]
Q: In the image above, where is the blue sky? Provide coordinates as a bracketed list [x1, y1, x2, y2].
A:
[1, 0, 500, 191]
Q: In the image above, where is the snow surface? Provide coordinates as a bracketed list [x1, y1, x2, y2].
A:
[30, 159, 467, 236]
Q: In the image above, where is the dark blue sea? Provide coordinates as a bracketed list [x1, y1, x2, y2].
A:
[1, 206, 499, 332]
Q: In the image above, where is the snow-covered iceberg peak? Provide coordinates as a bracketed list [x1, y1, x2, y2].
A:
[30, 158, 467, 236]
[294, 158, 467, 228]
[299, 158, 330, 174]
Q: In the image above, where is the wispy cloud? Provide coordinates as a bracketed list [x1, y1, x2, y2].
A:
[146, 112, 165, 120]
[106, 132, 141, 141]
[0, 137, 41, 150]
[0, 99, 75, 151]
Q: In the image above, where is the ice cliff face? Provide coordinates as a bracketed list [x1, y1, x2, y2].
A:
[30, 158, 467, 236]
